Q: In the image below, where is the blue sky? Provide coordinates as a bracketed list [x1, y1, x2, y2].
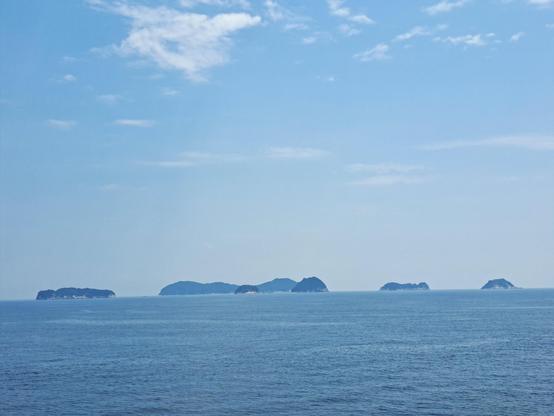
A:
[1, 0, 553, 299]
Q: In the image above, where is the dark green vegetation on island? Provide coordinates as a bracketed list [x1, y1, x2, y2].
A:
[257, 278, 297, 292]
[291, 277, 328, 293]
[380, 282, 430, 291]
[159, 277, 329, 295]
[481, 278, 517, 289]
[235, 285, 259, 294]
[159, 281, 238, 296]
[36, 287, 115, 300]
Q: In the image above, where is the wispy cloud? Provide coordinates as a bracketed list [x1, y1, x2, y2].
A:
[179, 0, 251, 8]
[354, 43, 390, 62]
[142, 151, 247, 167]
[351, 175, 427, 187]
[346, 163, 425, 174]
[97, 94, 123, 104]
[421, 135, 554, 151]
[509, 31, 525, 42]
[47, 119, 76, 130]
[264, 0, 287, 21]
[528, 0, 554, 8]
[60, 73, 77, 83]
[394, 26, 431, 42]
[434, 33, 493, 47]
[338, 24, 362, 37]
[161, 88, 180, 96]
[302, 35, 318, 45]
[89, 0, 261, 82]
[347, 163, 427, 187]
[423, 0, 468, 16]
[266, 147, 329, 160]
[114, 119, 155, 127]
[327, 0, 375, 25]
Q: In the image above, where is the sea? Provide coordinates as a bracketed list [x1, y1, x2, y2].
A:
[1, 290, 553, 416]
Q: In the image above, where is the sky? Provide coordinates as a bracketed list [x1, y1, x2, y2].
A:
[0, 0, 553, 299]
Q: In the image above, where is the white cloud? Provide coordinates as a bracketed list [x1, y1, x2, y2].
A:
[302, 36, 318, 45]
[284, 22, 308, 31]
[97, 94, 123, 104]
[327, 0, 375, 25]
[528, 0, 554, 7]
[434, 33, 489, 46]
[114, 119, 155, 127]
[62, 74, 77, 82]
[423, 0, 468, 15]
[266, 147, 329, 159]
[62, 56, 78, 63]
[339, 24, 361, 37]
[546, 23, 554, 30]
[264, 0, 286, 21]
[179, 0, 251, 9]
[346, 163, 425, 174]
[394, 26, 431, 42]
[161, 88, 180, 96]
[143, 151, 247, 167]
[354, 43, 390, 62]
[421, 135, 554, 151]
[510, 31, 525, 42]
[47, 119, 76, 130]
[351, 175, 427, 187]
[90, 1, 261, 82]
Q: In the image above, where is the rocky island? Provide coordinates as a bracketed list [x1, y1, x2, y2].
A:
[380, 282, 430, 291]
[159, 277, 330, 295]
[235, 285, 259, 294]
[159, 281, 238, 296]
[257, 278, 297, 293]
[291, 277, 328, 293]
[36, 287, 115, 300]
[481, 278, 517, 289]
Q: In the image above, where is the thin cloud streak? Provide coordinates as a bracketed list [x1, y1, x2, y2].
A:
[351, 175, 428, 187]
[114, 119, 155, 127]
[266, 147, 329, 159]
[421, 135, 554, 151]
[47, 119, 76, 130]
[347, 163, 425, 174]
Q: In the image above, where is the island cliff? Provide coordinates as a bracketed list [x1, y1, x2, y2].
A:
[291, 277, 328, 293]
[36, 288, 115, 300]
[380, 282, 430, 291]
[481, 278, 517, 289]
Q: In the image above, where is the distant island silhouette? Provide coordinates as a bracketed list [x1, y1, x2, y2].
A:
[36, 287, 115, 300]
[158, 277, 329, 296]
[291, 277, 328, 293]
[235, 285, 259, 294]
[481, 278, 517, 289]
[380, 282, 430, 291]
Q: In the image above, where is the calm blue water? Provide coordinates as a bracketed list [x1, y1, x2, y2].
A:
[1, 290, 553, 415]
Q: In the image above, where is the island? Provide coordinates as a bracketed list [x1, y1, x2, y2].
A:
[235, 285, 259, 294]
[36, 287, 115, 300]
[291, 277, 329, 293]
[481, 278, 517, 290]
[159, 281, 238, 296]
[257, 278, 297, 293]
[380, 282, 430, 291]
[159, 277, 328, 295]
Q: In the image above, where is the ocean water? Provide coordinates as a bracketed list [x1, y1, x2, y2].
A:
[1, 290, 553, 416]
